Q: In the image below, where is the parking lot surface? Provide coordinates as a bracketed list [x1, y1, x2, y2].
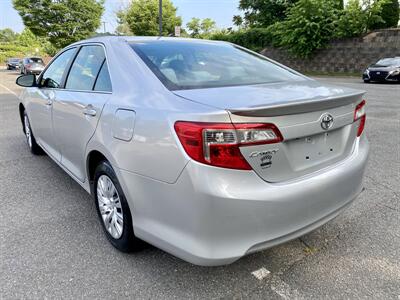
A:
[0, 68, 399, 299]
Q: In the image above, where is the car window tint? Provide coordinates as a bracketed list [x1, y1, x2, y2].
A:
[30, 58, 43, 64]
[131, 41, 303, 90]
[66, 45, 106, 91]
[40, 48, 76, 88]
[94, 61, 112, 92]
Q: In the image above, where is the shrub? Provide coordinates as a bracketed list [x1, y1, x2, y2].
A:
[210, 28, 274, 52]
[380, 0, 399, 28]
[368, 0, 399, 29]
[335, 0, 367, 38]
[272, 0, 339, 58]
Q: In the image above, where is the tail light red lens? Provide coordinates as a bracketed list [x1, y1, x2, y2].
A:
[174, 122, 283, 170]
[354, 100, 366, 137]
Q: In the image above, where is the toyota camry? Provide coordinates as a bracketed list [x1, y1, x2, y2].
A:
[16, 37, 369, 266]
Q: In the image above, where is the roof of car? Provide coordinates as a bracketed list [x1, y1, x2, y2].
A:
[72, 35, 225, 46]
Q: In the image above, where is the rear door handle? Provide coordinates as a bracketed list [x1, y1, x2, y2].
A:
[83, 105, 96, 117]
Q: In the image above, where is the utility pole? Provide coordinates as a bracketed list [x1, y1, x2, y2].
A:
[159, 0, 162, 36]
[102, 21, 106, 34]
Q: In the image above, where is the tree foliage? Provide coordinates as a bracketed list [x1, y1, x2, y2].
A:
[0, 28, 54, 62]
[13, 0, 104, 49]
[213, 0, 398, 58]
[186, 17, 216, 38]
[186, 18, 201, 37]
[201, 18, 216, 35]
[232, 15, 244, 27]
[120, 0, 181, 36]
[210, 28, 274, 52]
[272, 0, 339, 57]
[115, 10, 133, 35]
[336, 0, 393, 37]
[236, 0, 298, 27]
[0, 28, 18, 43]
[370, 0, 399, 29]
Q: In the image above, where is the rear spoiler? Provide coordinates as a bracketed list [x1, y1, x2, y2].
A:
[229, 92, 365, 117]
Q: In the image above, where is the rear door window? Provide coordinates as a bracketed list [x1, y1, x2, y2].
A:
[94, 61, 112, 92]
[66, 45, 106, 91]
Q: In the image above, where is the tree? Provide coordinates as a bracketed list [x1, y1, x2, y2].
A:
[232, 15, 244, 28]
[186, 18, 201, 37]
[13, 0, 104, 49]
[0, 28, 18, 43]
[371, 0, 399, 29]
[200, 18, 216, 35]
[186, 17, 217, 38]
[237, 0, 298, 27]
[336, 0, 367, 38]
[115, 10, 133, 35]
[122, 0, 182, 36]
[16, 28, 40, 47]
[273, 0, 339, 57]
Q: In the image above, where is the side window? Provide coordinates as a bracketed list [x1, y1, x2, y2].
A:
[66, 45, 105, 91]
[94, 61, 112, 92]
[40, 48, 76, 88]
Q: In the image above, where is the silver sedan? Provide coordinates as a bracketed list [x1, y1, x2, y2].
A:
[16, 37, 369, 266]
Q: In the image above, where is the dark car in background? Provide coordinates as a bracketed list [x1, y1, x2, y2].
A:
[6, 58, 20, 70]
[19, 57, 45, 75]
[363, 57, 400, 83]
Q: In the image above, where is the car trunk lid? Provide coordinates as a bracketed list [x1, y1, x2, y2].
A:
[174, 80, 365, 182]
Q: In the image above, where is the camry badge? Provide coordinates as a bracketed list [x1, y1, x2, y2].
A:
[320, 113, 334, 130]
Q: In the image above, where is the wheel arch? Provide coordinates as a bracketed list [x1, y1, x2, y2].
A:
[86, 150, 110, 187]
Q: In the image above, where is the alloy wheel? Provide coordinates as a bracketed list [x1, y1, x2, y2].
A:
[97, 175, 124, 239]
[24, 115, 32, 148]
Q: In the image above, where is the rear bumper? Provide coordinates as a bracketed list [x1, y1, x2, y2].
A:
[26, 70, 43, 75]
[118, 135, 369, 266]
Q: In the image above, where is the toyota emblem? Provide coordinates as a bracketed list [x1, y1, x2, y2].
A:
[320, 113, 334, 130]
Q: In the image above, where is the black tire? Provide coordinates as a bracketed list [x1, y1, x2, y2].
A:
[363, 79, 370, 83]
[23, 111, 44, 155]
[93, 160, 142, 252]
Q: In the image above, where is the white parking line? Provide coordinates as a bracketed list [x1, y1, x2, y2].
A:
[0, 82, 18, 97]
[270, 274, 303, 300]
[251, 267, 271, 280]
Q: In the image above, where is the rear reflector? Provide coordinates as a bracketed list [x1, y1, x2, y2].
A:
[354, 100, 366, 137]
[174, 122, 283, 170]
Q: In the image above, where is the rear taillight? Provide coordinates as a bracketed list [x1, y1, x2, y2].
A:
[174, 122, 283, 170]
[354, 100, 366, 137]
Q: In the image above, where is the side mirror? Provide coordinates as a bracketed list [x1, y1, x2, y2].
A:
[16, 74, 37, 87]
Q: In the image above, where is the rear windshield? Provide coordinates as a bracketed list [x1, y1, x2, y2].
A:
[29, 58, 44, 64]
[130, 40, 303, 90]
[9, 58, 19, 62]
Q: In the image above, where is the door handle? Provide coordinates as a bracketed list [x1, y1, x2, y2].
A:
[45, 90, 55, 106]
[83, 105, 96, 117]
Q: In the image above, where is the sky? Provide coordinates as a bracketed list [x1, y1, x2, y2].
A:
[0, 0, 241, 33]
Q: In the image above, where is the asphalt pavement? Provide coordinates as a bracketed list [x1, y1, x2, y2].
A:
[0, 68, 399, 299]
